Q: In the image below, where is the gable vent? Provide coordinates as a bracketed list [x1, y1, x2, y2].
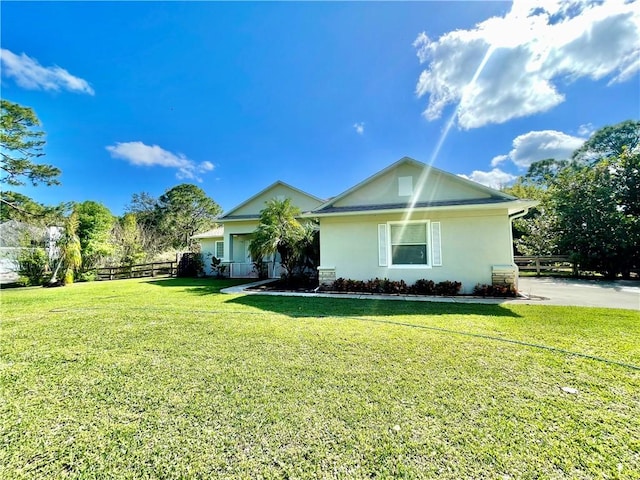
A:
[398, 176, 413, 197]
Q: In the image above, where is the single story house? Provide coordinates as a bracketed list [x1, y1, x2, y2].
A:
[196, 157, 537, 292]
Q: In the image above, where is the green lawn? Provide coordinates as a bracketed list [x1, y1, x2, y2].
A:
[1, 278, 639, 479]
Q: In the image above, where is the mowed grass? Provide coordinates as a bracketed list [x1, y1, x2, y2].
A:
[1, 278, 639, 479]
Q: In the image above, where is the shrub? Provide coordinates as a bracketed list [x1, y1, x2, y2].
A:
[17, 248, 49, 286]
[77, 270, 98, 282]
[435, 280, 462, 296]
[177, 253, 204, 277]
[473, 283, 518, 297]
[331, 277, 347, 291]
[282, 273, 318, 290]
[409, 279, 436, 295]
[328, 277, 463, 296]
[210, 256, 228, 278]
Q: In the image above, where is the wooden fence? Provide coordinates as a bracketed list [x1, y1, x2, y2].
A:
[96, 261, 177, 281]
[514, 255, 576, 276]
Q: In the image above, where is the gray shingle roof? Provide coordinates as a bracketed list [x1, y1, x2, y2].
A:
[311, 197, 513, 214]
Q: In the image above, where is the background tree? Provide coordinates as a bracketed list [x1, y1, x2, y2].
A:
[112, 213, 146, 266]
[127, 192, 162, 230]
[503, 171, 560, 256]
[551, 149, 639, 278]
[508, 121, 640, 277]
[125, 192, 168, 257]
[75, 201, 115, 269]
[157, 184, 222, 250]
[572, 120, 640, 165]
[50, 211, 82, 285]
[1, 100, 61, 216]
[0, 191, 67, 224]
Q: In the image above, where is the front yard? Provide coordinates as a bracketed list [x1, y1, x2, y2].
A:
[1, 278, 638, 478]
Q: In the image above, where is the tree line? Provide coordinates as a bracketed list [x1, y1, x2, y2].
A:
[504, 120, 639, 279]
[1, 100, 221, 285]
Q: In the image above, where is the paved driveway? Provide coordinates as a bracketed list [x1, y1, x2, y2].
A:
[516, 277, 640, 310]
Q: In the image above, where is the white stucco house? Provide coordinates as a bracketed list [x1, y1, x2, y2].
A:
[195, 157, 536, 292]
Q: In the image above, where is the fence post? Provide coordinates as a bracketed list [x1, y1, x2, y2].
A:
[110, 268, 114, 281]
[151, 263, 155, 277]
[536, 257, 540, 276]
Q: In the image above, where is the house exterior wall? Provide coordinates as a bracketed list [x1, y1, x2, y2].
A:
[332, 164, 492, 208]
[198, 237, 223, 275]
[318, 209, 514, 293]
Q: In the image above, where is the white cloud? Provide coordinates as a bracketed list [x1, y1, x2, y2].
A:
[577, 122, 595, 137]
[458, 168, 517, 189]
[106, 141, 214, 182]
[199, 161, 215, 171]
[490, 154, 509, 167]
[498, 130, 585, 169]
[414, 0, 640, 129]
[353, 122, 365, 135]
[0, 48, 94, 95]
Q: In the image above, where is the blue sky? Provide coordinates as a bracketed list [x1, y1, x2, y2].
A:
[2, 1, 639, 216]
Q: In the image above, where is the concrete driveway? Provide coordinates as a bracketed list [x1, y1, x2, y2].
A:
[516, 277, 640, 310]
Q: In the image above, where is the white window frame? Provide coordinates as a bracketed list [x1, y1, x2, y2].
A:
[214, 240, 224, 259]
[388, 220, 431, 269]
[377, 221, 442, 268]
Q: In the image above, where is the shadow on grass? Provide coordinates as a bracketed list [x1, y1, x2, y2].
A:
[225, 293, 522, 318]
[144, 277, 521, 317]
[145, 277, 252, 295]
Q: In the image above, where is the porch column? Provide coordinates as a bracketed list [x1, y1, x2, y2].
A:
[225, 232, 234, 263]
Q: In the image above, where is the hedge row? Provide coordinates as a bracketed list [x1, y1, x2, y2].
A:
[325, 277, 462, 296]
[472, 283, 517, 297]
[323, 277, 518, 297]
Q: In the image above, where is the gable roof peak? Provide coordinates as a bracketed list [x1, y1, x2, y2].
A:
[313, 156, 517, 213]
[219, 180, 323, 220]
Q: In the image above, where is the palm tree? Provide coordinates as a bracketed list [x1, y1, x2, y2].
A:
[249, 198, 310, 280]
[49, 211, 82, 285]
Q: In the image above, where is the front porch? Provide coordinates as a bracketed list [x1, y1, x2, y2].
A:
[221, 261, 282, 279]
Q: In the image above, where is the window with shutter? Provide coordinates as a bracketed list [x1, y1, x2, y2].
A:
[380, 221, 441, 268]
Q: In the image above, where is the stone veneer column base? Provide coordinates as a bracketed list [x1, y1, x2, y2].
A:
[317, 267, 336, 286]
[492, 265, 518, 290]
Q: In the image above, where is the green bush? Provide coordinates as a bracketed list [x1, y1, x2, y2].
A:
[77, 270, 98, 282]
[328, 278, 463, 296]
[17, 248, 49, 286]
[473, 283, 518, 297]
[434, 280, 462, 296]
[409, 279, 436, 295]
[177, 253, 204, 278]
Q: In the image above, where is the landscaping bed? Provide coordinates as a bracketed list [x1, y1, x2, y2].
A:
[248, 277, 519, 298]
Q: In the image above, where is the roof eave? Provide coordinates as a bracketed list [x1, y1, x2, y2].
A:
[302, 199, 538, 218]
